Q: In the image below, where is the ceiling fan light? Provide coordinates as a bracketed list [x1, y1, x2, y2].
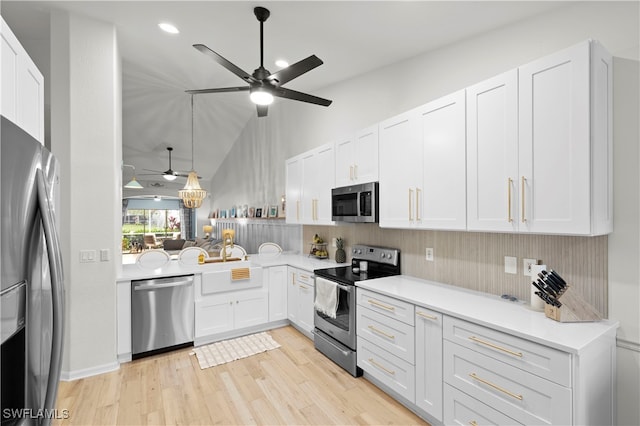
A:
[158, 22, 179, 34]
[124, 177, 143, 189]
[163, 173, 177, 181]
[250, 87, 274, 106]
[179, 171, 207, 209]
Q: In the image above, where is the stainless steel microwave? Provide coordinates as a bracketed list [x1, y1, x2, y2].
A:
[331, 182, 378, 223]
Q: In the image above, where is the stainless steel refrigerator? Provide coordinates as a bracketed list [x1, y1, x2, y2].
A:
[1, 116, 65, 425]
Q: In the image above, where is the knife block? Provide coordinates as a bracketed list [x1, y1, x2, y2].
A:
[544, 286, 602, 322]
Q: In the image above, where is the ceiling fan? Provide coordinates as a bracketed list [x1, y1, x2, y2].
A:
[186, 6, 332, 117]
[140, 147, 193, 181]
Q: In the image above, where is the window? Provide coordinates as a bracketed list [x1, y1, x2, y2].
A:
[122, 198, 183, 252]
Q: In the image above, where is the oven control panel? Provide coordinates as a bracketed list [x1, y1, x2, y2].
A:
[351, 244, 399, 266]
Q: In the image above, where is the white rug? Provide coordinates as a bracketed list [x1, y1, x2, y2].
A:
[190, 332, 281, 369]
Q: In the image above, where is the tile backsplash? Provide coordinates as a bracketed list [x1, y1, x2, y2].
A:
[304, 224, 608, 317]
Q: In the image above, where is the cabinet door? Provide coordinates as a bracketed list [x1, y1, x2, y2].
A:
[335, 134, 356, 187]
[379, 109, 422, 228]
[313, 144, 335, 224]
[285, 156, 303, 224]
[467, 70, 519, 232]
[417, 90, 466, 230]
[1, 17, 44, 143]
[195, 295, 234, 338]
[296, 278, 315, 335]
[518, 41, 591, 234]
[267, 266, 287, 321]
[415, 308, 443, 422]
[286, 268, 298, 323]
[301, 151, 317, 223]
[353, 125, 379, 184]
[234, 289, 268, 329]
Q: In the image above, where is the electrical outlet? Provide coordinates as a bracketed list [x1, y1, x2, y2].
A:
[332, 238, 337, 248]
[425, 247, 434, 261]
[523, 258, 539, 276]
[504, 256, 517, 274]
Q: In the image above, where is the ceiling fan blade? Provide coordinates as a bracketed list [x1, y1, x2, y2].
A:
[185, 86, 250, 95]
[256, 104, 268, 117]
[273, 87, 332, 107]
[268, 55, 323, 86]
[193, 44, 258, 84]
[142, 168, 165, 174]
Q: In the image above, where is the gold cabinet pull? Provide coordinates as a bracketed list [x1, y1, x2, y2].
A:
[299, 284, 310, 290]
[416, 188, 422, 221]
[296, 200, 300, 221]
[521, 176, 526, 223]
[349, 165, 354, 181]
[368, 299, 395, 311]
[408, 188, 414, 221]
[354, 164, 358, 180]
[469, 373, 523, 401]
[469, 336, 523, 358]
[416, 311, 437, 321]
[369, 358, 395, 375]
[507, 178, 513, 223]
[368, 325, 395, 339]
[469, 422, 478, 426]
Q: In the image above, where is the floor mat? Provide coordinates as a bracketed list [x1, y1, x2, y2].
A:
[190, 331, 281, 369]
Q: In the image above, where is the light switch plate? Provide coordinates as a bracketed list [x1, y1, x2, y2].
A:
[504, 256, 517, 274]
[80, 250, 96, 263]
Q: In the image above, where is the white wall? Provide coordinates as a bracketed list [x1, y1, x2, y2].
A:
[50, 11, 121, 378]
[209, 2, 639, 423]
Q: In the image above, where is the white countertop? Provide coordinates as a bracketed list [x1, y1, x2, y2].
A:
[117, 252, 342, 281]
[356, 275, 618, 354]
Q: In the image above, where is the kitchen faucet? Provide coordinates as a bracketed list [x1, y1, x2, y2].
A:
[221, 229, 235, 262]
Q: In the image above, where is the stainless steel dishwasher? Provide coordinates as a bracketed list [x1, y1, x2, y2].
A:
[131, 274, 194, 357]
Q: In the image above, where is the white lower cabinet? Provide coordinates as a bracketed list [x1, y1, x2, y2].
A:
[415, 307, 443, 422]
[287, 266, 315, 337]
[266, 265, 287, 321]
[444, 384, 521, 425]
[195, 267, 267, 342]
[195, 288, 268, 339]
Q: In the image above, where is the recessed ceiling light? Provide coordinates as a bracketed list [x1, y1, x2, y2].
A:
[158, 22, 179, 34]
[275, 59, 289, 68]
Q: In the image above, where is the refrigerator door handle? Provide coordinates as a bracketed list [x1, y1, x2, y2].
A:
[36, 169, 65, 417]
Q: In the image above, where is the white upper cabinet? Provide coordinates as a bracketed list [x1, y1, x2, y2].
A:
[285, 156, 303, 224]
[467, 70, 519, 232]
[334, 124, 379, 187]
[379, 108, 422, 229]
[416, 90, 466, 230]
[1, 17, 44, 143]
[380, 91, 466, 230]
[286, 142, 335, 226]
[519, 40, 612, 235]
[468, 40, 612, 235]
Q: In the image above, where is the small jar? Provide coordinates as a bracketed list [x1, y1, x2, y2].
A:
[198, 252, 205, 264]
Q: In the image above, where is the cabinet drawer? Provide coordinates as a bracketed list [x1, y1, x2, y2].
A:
[443, 316, 571, 387]
[357, 306, 415, 363]
[444, 341, 571, 425]
[357, 337, 415, 403]
[294, 269, 314, 286]
[444, 384, 522, 426]
[357, 288, 414, 325]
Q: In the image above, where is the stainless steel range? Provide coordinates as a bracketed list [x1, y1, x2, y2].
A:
[313, 244, 401, 377]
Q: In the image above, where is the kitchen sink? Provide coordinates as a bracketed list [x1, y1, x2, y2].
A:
[200, 260, 263, 294]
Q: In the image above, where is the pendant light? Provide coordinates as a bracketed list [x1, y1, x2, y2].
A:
[123, 164, 143, 189]
[179, 95, 207, 209]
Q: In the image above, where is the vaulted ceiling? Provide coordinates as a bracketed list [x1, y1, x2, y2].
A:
[2, 1, 569, 189]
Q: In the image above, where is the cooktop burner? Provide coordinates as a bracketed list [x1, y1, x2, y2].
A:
[314, 244, 401, 286]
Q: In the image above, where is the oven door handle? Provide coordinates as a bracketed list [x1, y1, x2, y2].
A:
[315, 276, 353, 293]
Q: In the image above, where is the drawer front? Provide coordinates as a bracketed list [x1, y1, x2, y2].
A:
[443, 316, 571, 387]
[444, 384, 523, 426]
[357, 306, 415, 363]
[444, 341, 571, 425]
[294, 268, 313, 286]
[357, 288, 414, 325]
[357, 337, 416, 403]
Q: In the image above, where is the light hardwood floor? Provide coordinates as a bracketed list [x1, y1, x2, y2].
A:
[54, 326, 428, 425]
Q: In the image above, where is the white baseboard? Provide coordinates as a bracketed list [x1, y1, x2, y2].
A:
[60, 361, 120, 381]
